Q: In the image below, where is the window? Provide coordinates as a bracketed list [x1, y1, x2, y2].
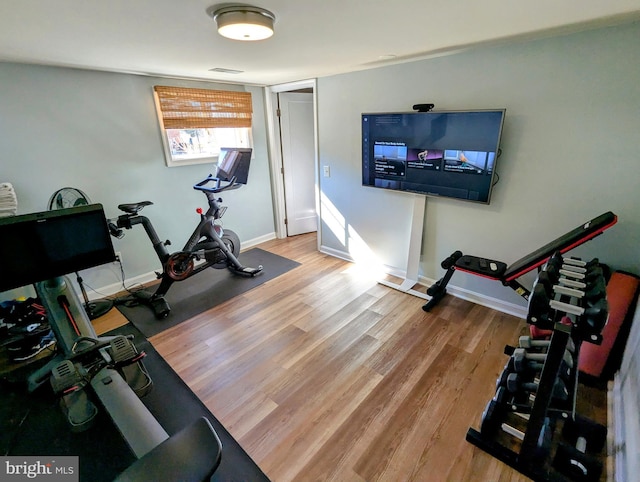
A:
[153, 86, 253, 167]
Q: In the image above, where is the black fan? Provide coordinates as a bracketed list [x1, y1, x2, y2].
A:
[48, 187, 91, 210]
[48, 188, 114, 320]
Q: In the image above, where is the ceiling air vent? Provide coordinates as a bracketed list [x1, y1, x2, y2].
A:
[209, 67, 244, 74]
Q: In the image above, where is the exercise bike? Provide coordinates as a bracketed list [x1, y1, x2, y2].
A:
[110, 149, 263, 319]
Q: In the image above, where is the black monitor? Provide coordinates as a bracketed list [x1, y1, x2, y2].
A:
[0, 204, 116, 293]
[217, 147, 252, 184]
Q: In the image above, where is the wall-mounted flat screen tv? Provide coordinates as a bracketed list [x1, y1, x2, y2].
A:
[362, 109, 505, 204]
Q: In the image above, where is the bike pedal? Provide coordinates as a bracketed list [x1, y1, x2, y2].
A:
[232, 265, 264, 277]
[50, 359, 97, 432]
[60, 387, 98, 433]
[50, 359, 86, 394]
[109, 336, 153, 397]
[109, 335, 137, 364]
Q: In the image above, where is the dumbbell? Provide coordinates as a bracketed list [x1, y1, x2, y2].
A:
[512, 347, 574, 369]
[480, 398, 511, 436]
[541, 265, 603, 295]
[540, 263, 605, 301]
[496, 361, 549, 397]
[527, 283, 556, 327]
[546, 254, 603, 283]
[538, 290, 609, 337]
[542, 265, 561, 292]
[562, 257, 599, 269]
[499, 342, 574, 391]
[518, 335, 575, 354]
[561, 414, 606, 452]
[535, 265, 587, 295]
[559, 264, 604, 284]
[582, 263, 605, 281]
[509, 351, 572, 381]
[553, 273, 606, 304]
[480, 397, 529, 437]
[528, 271, 590, 325]
[553, 415, 605, 482]
[543, 258, 561, 282]
[583, 276, 607, 304]
[495, 356, 541, 391]
[506, 373, 569, 401]
[534, 270, 557, 293]
[495, 365, 514, 391]
[578, 297, 609, 335]
[560, 260, 600, 274]
[491, 385, 511, 405]
[553, 254, 600, 272]
[545, 251, 564, 271]
[480, 399, 554, 461]
[545, 252, 596, 277]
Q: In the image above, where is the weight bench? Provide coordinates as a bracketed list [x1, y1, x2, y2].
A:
[422, 211, 618, 312]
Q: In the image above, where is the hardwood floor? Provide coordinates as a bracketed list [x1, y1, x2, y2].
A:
[100, 233, 607, 481]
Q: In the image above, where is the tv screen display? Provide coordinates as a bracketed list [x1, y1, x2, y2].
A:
[0, 204, 116, 293]
[362, 109, 505, 203]
[217, 147, 252, 184]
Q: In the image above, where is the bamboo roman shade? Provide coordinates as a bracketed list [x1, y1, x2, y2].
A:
[154, 86, 252, 129]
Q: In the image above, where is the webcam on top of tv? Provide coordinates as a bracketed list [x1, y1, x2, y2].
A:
[412, 103, 435, 112]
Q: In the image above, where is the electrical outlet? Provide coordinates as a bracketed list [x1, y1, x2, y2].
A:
[115, 251, 122, 265]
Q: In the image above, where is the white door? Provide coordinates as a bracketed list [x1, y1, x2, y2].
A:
[279, 92, 317, 236]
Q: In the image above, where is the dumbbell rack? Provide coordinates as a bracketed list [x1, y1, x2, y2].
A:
[466, 253, 608, 481]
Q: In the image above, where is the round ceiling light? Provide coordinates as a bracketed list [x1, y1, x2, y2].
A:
[209, 5, 276, 41]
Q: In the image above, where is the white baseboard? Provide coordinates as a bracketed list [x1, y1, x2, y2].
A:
[88, 271, 159, 301]
[319, 244, 527, 319]
[319, 245, 354, 262]
[242, 232, 277, 249]
[437, 282, 527, 319]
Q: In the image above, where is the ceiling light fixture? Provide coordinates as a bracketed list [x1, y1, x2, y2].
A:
[208, 5, 275, 41]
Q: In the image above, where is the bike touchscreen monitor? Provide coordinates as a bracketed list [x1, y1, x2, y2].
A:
[217, 147, 252, 185]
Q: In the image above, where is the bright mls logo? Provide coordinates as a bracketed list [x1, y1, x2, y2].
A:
[1, 457, 78, 481]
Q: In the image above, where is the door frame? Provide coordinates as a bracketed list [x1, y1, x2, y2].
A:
[264, 79, 320, 248]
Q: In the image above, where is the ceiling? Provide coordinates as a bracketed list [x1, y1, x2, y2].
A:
[1, 1, 639, 86]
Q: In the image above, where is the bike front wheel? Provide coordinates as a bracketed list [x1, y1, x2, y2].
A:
[206, 229, 241, 269]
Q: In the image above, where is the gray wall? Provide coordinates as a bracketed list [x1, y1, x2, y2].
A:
[0, 63, 275, 300]
[2, 22, 639, 312]
[316, 22, 640, 311]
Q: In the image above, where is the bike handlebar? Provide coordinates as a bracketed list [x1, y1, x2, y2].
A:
[193, 174, 242, 194]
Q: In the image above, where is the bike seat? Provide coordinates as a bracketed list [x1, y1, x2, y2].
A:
[118, 201, 153, 214]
